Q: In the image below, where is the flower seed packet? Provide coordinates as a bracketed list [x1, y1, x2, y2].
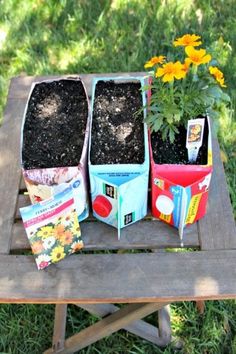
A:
[20, 186, 84, 270]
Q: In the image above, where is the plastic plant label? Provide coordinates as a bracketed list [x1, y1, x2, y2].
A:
[186, 118, 205, 162]
[20, 186, 83, 270]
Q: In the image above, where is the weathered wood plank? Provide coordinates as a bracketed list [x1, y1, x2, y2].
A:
[0, 98, 27, 254]
[8, 73, 146, 100]
[1, 250, 236, 303]
[78, 303, 171, 347]
[16, 193, 30, 212]
[11, 219, 199, 251]
[44, 303, 166, 354]
[19, 176, 26, 191]
[198, 138, 236, 250]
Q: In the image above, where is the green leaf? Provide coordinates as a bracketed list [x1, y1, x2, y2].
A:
[173, 113, 181, 122]
[153, 117, 164, 131]
[141, 85, 151, 92]
[207, 85, 222, 99]
[148, 106, 160, 113]
[171, 125, 179, 134]
[144, 113, 160, 124]
[221, 92, 231, 102]
[169, 128, 175, 143]
[203, 96, 215, 107]
[166, 116, 173, 124]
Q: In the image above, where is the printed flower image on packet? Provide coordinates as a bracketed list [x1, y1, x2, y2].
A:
[20, 186, 84, 270]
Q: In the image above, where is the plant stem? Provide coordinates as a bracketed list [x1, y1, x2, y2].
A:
[169, 80, 174, 102]
[192, 64, 198, 82]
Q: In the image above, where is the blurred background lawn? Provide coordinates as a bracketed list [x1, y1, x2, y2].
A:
[0, 0, 235, 353]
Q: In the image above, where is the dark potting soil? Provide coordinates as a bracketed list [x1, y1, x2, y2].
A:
[90, 81, 144, 165]
[151, 117, 208, 164]
[22, 79, 88, 169]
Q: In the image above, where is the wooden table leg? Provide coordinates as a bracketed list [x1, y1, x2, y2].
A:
[158, 305, 171, 344]
[78, 303, 171, 347]
[196, 300, 205, 314]
[44, 302, 168, 354]
[52, 304, 67, 353]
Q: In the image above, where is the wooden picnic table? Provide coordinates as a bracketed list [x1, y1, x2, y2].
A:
[0, 73, 235, 353]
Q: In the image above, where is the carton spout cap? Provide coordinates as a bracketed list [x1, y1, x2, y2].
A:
[93, 195, 112, 218]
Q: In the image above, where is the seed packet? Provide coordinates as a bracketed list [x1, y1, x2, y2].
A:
[20, 186, 83, 270]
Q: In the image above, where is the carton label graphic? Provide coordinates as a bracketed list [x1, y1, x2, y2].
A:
[185, 193, 202, 224]
[24, 168, 89, 222]
[124, 212, 135, 225]
[103, 183, 118, 199]
[159, 213, 171, 223]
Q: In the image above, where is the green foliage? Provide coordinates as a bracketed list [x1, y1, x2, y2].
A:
[0, 301, 236, 353]
[145, 40, 231, 143]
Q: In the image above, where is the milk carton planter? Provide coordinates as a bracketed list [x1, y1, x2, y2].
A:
[89, 77, 149, 238]
[21, 78, 90, 221]
[150, 115, 213, 242]
[144, 34, 230, 241]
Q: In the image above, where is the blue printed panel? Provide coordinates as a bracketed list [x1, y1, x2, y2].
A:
[119, 172, 149, 228]
[88, 77, 150, 236]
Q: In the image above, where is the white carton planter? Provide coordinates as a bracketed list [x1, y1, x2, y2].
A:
[21, 78, 90, 221]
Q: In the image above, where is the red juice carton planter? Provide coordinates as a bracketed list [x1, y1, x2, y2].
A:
[21, 78, 90, 222]
[89, 77, 149, 239]
[150, 115, 213, 241]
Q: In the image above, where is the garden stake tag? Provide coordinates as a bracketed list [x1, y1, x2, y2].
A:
[89, 77, 150, 239]
[186, 118, 205, 163]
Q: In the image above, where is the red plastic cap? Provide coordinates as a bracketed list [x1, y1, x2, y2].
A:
[93, 195, 112, 218]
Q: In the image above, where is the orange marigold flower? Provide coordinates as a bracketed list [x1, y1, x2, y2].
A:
[144, 56, 166, 68]
[185, 46, 211, 66]
[53, 224, 65, 239]
[31, 240, 44, 254]
[209, 66, 227, 87]
[156, 61, 186, 82]
[182, 58, 191, 73]
[174, 34, 202, 47]
[59, 230, 73, 245]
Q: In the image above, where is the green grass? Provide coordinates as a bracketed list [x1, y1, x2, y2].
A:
[0, 301, 236, 353]
[0, 0, 236, 353]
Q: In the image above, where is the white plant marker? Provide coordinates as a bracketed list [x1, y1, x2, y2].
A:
[186, 118, 205, 163]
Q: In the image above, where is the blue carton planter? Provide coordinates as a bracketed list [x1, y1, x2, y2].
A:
[89, 77, 149, 238]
